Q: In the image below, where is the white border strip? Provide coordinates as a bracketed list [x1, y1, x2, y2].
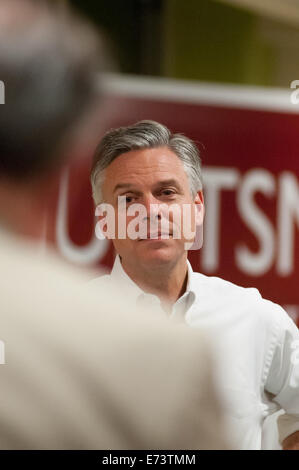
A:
[102, 73, 299, 114]
[0, 81, 4, 104]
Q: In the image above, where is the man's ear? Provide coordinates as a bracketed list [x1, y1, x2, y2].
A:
[184, 191, 204, 251]
[194, 191, 204, 226]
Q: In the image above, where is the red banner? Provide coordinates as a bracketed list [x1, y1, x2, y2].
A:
[44, 75, 299, 326]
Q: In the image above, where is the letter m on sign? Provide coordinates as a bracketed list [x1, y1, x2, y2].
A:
[0, 81, 4, 104]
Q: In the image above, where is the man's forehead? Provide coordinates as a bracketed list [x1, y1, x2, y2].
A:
[103, 147, 188, 195]
[109, 146, 182, 169]
[113, 178, 182, 194]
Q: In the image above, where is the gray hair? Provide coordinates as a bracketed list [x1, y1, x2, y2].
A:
[91, 120, 202, 204]
[0, 0, 106, 180]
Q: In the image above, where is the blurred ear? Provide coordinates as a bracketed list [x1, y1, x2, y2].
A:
[194, 191, 204, 226]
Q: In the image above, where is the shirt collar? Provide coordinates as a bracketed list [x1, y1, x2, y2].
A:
[111, 254, 197, 305]
[182, 258, 197, 307]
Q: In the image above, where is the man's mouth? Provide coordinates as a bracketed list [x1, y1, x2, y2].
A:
[138, 232, 173, 241]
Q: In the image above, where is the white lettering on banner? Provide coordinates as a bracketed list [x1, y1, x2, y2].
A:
[202, 167, 299, 276]
[201, 167, 239, 272]
[56, 169, 109, 264]
[277, 172, 299, 276]
[236, 169, 275, 276]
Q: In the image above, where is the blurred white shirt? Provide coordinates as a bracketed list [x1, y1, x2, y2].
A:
[91, 255, 299, 450]
[0, 230, 231, 450]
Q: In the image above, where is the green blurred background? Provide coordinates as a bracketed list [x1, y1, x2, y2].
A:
[56, 0, 299, 87]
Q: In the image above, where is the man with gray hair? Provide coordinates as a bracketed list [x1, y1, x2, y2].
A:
[90, 119, 299, 450]
[0, 1, 230, 450]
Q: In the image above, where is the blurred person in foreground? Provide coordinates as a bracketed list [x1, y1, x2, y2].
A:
[90, 120, 299, 450]
[0, 0, 229, 450]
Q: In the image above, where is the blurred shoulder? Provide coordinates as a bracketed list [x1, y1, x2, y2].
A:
[88, 273, 112, 289]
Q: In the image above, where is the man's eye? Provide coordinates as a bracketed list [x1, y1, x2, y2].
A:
[161, 189, 175, 196]
[126, 196, 134, 203]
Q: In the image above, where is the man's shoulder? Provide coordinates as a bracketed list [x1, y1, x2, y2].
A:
[192, 270, 289, 323]
[192, 270, 261, 299]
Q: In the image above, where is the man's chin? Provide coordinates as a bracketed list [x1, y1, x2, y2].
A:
[136, 242, 178, 265]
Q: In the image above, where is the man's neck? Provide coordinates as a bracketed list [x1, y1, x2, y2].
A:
[121, 254, 188, 306]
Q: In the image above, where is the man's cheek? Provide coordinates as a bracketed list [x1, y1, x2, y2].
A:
[172, 206, 194, 240]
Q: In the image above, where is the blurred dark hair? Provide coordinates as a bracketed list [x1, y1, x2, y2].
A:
[0, 0, 106, 181]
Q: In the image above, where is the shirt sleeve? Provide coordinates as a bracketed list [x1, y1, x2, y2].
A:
[264, 305, 299, 445]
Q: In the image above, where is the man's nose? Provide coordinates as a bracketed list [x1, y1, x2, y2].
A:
[143, 195, 162, 221]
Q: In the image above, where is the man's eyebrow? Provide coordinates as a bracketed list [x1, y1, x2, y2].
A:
[113, 183, 135, 194]
[113, 179, 182, 194]
[154, 179, 181, 188]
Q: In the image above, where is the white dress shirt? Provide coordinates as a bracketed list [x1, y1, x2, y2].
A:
[90, 255, 299, 450]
